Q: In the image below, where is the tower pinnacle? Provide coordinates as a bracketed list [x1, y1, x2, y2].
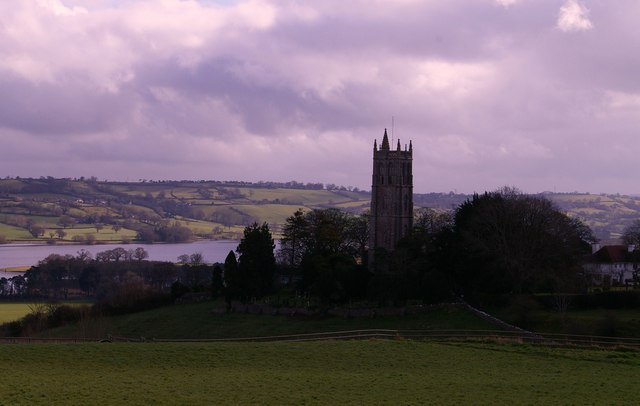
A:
[381, 129, 390, 150]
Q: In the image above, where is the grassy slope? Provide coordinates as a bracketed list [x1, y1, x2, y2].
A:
[52, 224, 138, 242]
[0, 223, 31, 239]
[0, 303, 36, 323]
[1, 341, 638, 405]
[0, 179, 370, 244]
[41, 302, 495, 339]
[0, 302, 92, 323]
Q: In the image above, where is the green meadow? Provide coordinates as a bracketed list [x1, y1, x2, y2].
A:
[0, 303, 36, 323]
[0, 341, 638, 405]
[0, 302, 92, 323]
[0, 223, 32, 240]
[37, 302, 493, 340]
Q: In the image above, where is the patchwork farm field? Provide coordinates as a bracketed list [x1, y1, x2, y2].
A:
[0, 303, 35, 323]
[2, 177, 640, 243]
[0, 302, 92, 323]
[1, 341, 638, 405]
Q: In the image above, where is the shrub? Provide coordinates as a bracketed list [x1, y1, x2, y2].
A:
[572, 291, 640, 309]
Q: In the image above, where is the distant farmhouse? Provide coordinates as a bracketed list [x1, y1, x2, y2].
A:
[368, 129, 413, 268]
[584, 244, 640, 288]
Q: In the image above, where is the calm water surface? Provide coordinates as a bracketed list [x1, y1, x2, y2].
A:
[0, 240, 239, 272]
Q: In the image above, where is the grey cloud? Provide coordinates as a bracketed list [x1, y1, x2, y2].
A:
[0, 72, 132, 135]
[0, 0, 639, 194]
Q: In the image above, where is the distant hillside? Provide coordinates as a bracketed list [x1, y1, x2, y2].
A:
[0, 177, 637, 244]
[414, 191, 640, 244]
[0, 177, 370, 244]
[545, 192, 640, 244]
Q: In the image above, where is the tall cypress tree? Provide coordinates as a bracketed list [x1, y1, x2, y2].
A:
[236, 223, 276, 299]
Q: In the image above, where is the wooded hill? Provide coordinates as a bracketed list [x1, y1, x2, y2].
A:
[0, 177, 636, 244]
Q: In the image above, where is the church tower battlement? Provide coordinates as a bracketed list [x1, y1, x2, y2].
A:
[369, 129, 413, 266]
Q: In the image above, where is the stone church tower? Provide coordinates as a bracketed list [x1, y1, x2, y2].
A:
[369, 129, 413, 266]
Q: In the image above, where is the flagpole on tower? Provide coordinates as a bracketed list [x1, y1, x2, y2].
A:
[391, 116, 395, 147]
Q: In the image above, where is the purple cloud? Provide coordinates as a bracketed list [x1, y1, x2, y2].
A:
[0, 0, 639, 194]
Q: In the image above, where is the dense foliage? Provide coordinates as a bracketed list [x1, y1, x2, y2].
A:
[225, 223, 276, 300]
[0, 248, 215, 305]
[275, 189, 597, 305]
[447, 189, 596, 296]
[622, 219, 640, 247]
[278, 209, 370, 303]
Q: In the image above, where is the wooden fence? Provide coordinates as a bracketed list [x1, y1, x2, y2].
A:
[3, 329, 640, 348]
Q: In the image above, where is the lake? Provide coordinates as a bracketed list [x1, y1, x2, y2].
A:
[0, 240, 239, 272]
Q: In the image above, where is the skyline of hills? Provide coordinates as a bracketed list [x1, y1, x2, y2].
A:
[0, 177, 637, 244]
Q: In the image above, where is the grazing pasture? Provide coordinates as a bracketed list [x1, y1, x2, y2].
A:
[0, 303, 35, 323]
[39, 302, 495, 340]
[0, 341, 638, 405]
[0, 302, 92, 323]
[2, 177, 640, 243]
[0, 223, 32, 240]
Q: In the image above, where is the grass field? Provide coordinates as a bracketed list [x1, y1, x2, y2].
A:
[4, 177, 640, 243]
[43, 224, 138, 243]
[0, 303, 37, 323]
[0, 340, 638, 405]
[0, 302, 92, 323]
[40, 302, 496, 339]
[0, 223, 32, 240]
[0, 266, 30, 272]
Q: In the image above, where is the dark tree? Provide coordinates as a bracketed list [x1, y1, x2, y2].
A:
[132, 247, 149, 262]
[622, 220, 640, 246]
[79, 266, 99, 294]
[189, 252, 204, 265]
[448, 188, 595, 295]
[414, 207, 453, 235]
[236, 222, 276, 299]
[223, 250, 240, 304]
[278, 208, 368, 264]
[58, 215, 75, 229]
[278, 209, 309, 268]
[368, 207, 456, 305]
[212, 264, 224, 297]
[278, 209, 371, 302]
[344, 214, 370, 265]
[29, 225, 45, 238]
[177, 254, 190, 264]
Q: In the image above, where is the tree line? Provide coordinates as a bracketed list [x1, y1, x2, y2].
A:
[1, 188, 605, 313]
[218, 187, 599, 307]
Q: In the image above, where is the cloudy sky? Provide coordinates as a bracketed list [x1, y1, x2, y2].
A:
[1, 0, 638, 194]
